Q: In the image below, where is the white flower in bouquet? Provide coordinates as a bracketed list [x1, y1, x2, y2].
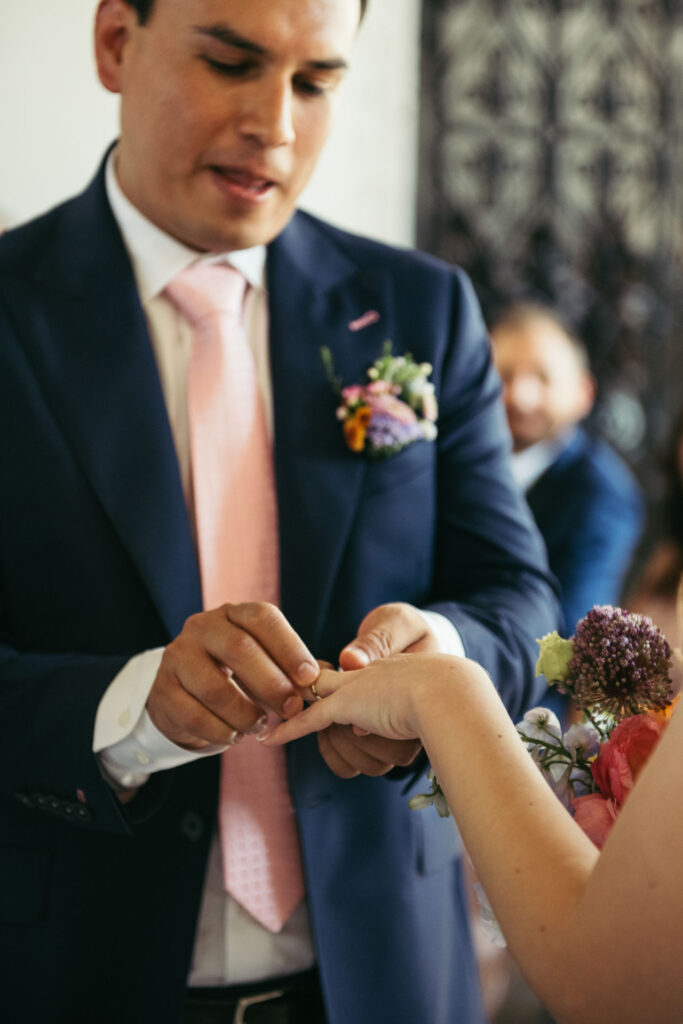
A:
[516, 706, 562, 745]
[563, 722, 600, 760]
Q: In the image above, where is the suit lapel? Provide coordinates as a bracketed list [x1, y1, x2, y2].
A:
[27, 187, 393, 648]
[267, 213, 394, 648]
[28, 166, 201, 638]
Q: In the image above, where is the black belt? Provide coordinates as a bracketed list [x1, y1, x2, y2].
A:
[184, 969, 326, 1024]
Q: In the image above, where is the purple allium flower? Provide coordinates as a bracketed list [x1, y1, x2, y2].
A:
[567, 605, 673, 719]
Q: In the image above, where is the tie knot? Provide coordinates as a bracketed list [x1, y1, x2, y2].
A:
[164, 262, 247, 326]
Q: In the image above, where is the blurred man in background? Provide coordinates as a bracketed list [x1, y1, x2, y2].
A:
[492, 302, 644, 636]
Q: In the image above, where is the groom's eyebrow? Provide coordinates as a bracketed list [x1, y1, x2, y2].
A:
[193, 23, 350, 71]
[194, 23, 266, 55]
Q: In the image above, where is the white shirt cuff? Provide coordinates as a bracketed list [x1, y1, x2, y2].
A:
[94, 648, 226, 790]
[416, 609, 466, 658]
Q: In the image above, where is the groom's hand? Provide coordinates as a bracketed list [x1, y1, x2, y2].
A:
[316, 603, 437, 778]
[147, 603, 318, 750]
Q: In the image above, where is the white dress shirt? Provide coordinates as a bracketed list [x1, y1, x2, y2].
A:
[511, 432, 575, 494]
[93, 151, 464, 986]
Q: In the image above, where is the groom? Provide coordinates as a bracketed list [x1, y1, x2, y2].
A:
[0, 1, 559, 1021]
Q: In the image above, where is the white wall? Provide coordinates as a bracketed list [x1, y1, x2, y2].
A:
[0, 0, 420, 247]
[301, 0, 422, 245]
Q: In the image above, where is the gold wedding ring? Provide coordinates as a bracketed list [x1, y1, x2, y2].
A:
[310, 681, 322, 701]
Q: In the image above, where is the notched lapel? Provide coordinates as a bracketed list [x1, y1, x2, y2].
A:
[26, 176, 200, 637]
[267, 214, 395, 648]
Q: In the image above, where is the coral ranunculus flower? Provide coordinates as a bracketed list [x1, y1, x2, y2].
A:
[573, 712, 671, 848]
[571, 793, 618, 849]
[591, 713, 667, 809]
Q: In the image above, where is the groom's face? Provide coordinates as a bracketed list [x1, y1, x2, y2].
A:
[95, 0, 360, 252]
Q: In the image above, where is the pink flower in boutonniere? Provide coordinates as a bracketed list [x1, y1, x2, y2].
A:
[322, 342, 438, 459]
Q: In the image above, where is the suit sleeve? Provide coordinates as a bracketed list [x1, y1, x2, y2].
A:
[423, 269, 561, 719]
[0, 292, 172, 834]
[547, 468, 645, 632]
[0, 644, 172, 832]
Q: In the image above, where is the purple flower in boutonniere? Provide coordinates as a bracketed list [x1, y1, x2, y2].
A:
[321, 342, 438, 459]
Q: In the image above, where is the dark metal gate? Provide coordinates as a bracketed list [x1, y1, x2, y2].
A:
[418, 0, 682, 469]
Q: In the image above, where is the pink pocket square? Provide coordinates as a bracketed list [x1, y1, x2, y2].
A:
[348, 310, 380, 332]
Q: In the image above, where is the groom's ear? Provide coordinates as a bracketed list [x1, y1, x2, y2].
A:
[94, 0, 137, 95]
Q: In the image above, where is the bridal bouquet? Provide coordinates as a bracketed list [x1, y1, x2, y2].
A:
[525, 605, 675, 847]
[412, 605, 676, 849]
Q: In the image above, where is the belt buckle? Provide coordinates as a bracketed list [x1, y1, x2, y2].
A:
[233, 988, 285, 1024]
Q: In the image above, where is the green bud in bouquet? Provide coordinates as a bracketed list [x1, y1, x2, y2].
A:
[535, 630, 574, 686]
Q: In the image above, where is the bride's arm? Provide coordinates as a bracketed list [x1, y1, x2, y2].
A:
[267, 654, 683, 1024]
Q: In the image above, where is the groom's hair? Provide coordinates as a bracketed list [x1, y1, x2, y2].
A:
[125, 0, 154, 21]
[124, 0, 368, 25]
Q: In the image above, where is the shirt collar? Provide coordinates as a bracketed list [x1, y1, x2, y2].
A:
[105, 149, 266, 303]
[512, 430, 576, 492]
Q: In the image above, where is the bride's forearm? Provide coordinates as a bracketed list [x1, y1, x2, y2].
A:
[268, 653, 683, 1021]
[415, 661, 683, 1023]
[413, 663, 599, 1021]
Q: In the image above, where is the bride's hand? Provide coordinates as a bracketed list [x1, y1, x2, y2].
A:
[264, 652, 465, 746]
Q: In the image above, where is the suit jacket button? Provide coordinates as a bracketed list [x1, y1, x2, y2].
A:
[180, 811, 205, 842]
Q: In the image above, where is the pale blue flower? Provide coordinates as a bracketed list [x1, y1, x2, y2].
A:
[516, 706, 562, 745]
[563, 722, 600, 761]
[544, 758, 593, 808]
[408, 770, 450, 818]
[545, 760, 574, 808]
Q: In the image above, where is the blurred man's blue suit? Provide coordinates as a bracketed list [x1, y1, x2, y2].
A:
[526, 427, 644, 632]
[0, 159, 559, 1024]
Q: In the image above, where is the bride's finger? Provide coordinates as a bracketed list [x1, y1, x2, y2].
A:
[264, 699, 337, 744]
[302, 666, 353, 704]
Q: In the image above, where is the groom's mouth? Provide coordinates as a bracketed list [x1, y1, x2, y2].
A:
[210, 166, 279, 204]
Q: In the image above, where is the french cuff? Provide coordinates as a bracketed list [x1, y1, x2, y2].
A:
[416, 609, 466, 658]
[93, 647, 166, 752]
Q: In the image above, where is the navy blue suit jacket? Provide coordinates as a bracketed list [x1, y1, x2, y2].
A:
[0, 160, 559, 1024]
[526, 428, 644, 634]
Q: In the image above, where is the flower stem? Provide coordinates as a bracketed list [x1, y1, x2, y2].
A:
[581, 706, 610, 740]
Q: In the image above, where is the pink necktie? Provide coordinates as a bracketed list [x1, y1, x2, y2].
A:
[164, 263, 304, 933]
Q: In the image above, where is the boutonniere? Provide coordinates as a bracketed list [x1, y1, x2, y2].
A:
[321, 341, 438, 459]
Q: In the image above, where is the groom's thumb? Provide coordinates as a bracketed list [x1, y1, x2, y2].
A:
[339, 602, 427, 670]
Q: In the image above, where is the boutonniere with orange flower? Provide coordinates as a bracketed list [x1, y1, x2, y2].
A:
[321, 342, 438, 459]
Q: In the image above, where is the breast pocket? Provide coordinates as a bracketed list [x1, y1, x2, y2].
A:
[363, 439, 435, 498]
[0, 844, 53, 924]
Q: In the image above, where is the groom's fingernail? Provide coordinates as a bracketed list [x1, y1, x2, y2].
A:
[297, 661, 319, 686]
[249, 715, 269, 736]
[283, 695, 303, 718]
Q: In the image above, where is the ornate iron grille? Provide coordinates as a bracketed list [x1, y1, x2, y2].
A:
[418, 0, 683, 475]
